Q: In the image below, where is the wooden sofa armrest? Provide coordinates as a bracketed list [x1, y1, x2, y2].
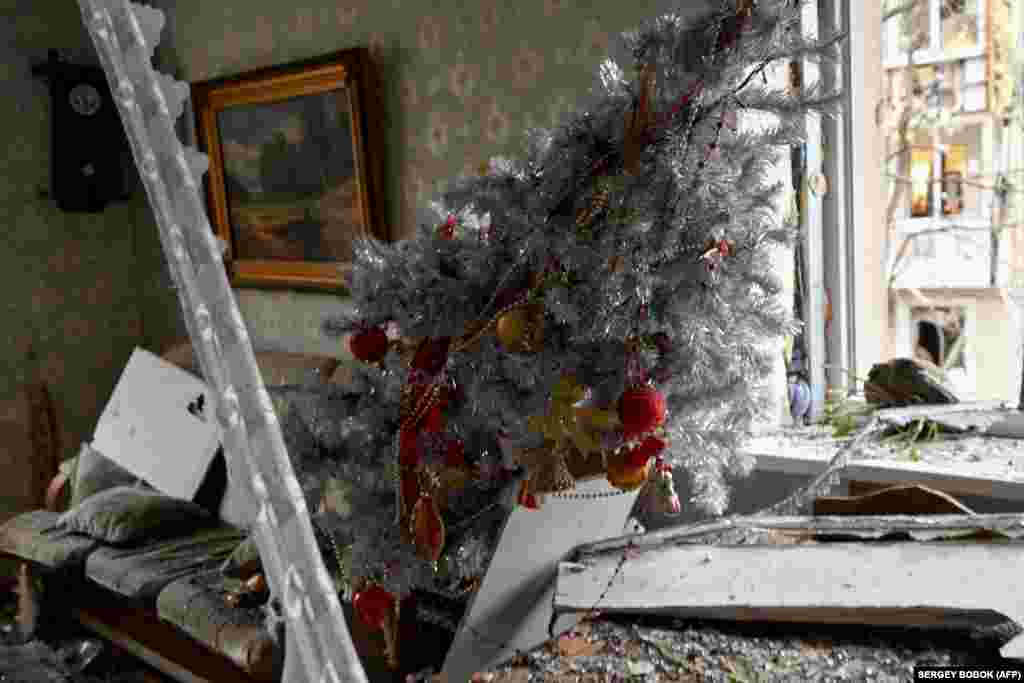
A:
[45, 471, 70, 513]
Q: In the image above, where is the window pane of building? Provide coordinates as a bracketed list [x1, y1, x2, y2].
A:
[941, 0, 980, 51]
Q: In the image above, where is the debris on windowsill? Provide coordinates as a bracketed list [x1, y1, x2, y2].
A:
[554, 512, 1024, 665]
[864, 358, 959, 407]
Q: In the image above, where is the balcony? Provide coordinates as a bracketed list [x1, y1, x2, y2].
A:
[889, 215, 1011, 289]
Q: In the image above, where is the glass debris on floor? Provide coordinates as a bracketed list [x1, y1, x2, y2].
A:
[468, 614, 1018, 683]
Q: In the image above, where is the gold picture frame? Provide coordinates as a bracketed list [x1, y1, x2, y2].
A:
[192, 48, 387, 291]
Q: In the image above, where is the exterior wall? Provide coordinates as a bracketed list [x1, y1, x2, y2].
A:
[853, 0, 894, 381]
[892, 290, 1017, 402]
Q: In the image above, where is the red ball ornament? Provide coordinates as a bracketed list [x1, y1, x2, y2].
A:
[353, 584, 396, 630]
[624, 435, 667, 468]
[618, 385, 667, 439]
[349, 326, 389, 363]
[437, 214, 457, 240]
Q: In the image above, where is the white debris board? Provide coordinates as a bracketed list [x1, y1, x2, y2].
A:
[92, 348, 221, 501]
[556, 516, 1024, 660]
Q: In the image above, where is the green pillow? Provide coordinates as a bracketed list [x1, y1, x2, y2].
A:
[70, 443, 145, 507]
[57, 486, 213, 546]
[220, 536, 262, 578]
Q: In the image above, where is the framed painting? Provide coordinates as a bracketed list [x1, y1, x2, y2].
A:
[192, 48, 387, 291]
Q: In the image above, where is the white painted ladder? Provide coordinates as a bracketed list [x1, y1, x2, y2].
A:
[75, 2, 366, 681]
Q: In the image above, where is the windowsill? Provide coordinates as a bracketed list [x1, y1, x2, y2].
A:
[892, 285, 1011, 299]
[883, 46, 986, 70]
[892, 215, 993, 229]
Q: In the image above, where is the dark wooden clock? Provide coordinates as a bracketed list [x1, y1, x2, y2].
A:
[32, 50, 130, 212]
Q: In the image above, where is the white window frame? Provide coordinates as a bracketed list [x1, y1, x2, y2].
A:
[883, 0, 987, 69]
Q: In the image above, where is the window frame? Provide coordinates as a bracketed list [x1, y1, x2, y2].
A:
[883, 0, 987, 69]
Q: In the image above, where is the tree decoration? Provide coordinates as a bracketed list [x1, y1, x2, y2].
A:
[623, 63, 658, 175]
[411, 488, 445, 563]
[624, 435, 668, 468]
[495, 302, 545, 353]
[349, 325, 389, 364]
[411, 337, 451, 375]
[643, 459, 682, 516]
[527, 375, 620, 457]
[437, 214, 458, 240]
[352, 583, 396, 630]
[517, 479, 541, 510]
[606, 456, 652, 492]
[617, 384, 667, 439]
[318, 0, 842, 619]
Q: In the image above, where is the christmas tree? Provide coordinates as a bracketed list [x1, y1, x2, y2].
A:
[303, 0, 841, 656]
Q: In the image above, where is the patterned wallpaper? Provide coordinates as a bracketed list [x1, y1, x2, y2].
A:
[156, 0, 694, 357]
[166, 0, 680, 238]
[0, 0, 711, 488]
[1, 3, 183, 482]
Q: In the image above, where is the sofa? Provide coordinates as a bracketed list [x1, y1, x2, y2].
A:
[0, 342, 423, 683]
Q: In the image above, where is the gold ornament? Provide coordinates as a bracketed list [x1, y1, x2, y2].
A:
[495, 303, 545, 353]
[575, 185, 611, 230]
[623, 63, 657, 176]
[411, 492, 445, 563]
[527, 447, 576, 494]
[527, 375, 620, 456]
[606, 457, 652, 491]
[380, 600, 400, 669]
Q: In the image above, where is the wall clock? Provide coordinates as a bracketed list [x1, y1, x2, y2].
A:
[32, 50, 130, 212]
[68, 83, 102, 117]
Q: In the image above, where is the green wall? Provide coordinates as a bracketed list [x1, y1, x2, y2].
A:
[1, 2, 182, 473]
[156, 0, 694, 357]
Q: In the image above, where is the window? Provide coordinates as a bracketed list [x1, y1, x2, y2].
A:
[910, 146, 934, 217]
[908, 304, 973, 397]
[940, 144, 966, 215]
[885, 0, 986, 64]
[941, 0, 981, 52]
[904, 129, 979, 220]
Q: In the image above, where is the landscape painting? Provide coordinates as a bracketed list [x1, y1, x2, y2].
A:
[192, 49, 385, 290]
[218, 91, 360, 263]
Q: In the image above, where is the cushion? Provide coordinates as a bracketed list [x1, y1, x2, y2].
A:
[85, 524, 244, 602]
[157, 570, 279, 680]
[70, 443, 143, 507]
[57, 486, 213, 546]
[0, 509, 99, 570]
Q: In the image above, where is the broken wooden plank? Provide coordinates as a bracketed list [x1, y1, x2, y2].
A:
[813, 484, 976, 516]
[568, 513, 1024, 560]
[555, 539, 1024, 659]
